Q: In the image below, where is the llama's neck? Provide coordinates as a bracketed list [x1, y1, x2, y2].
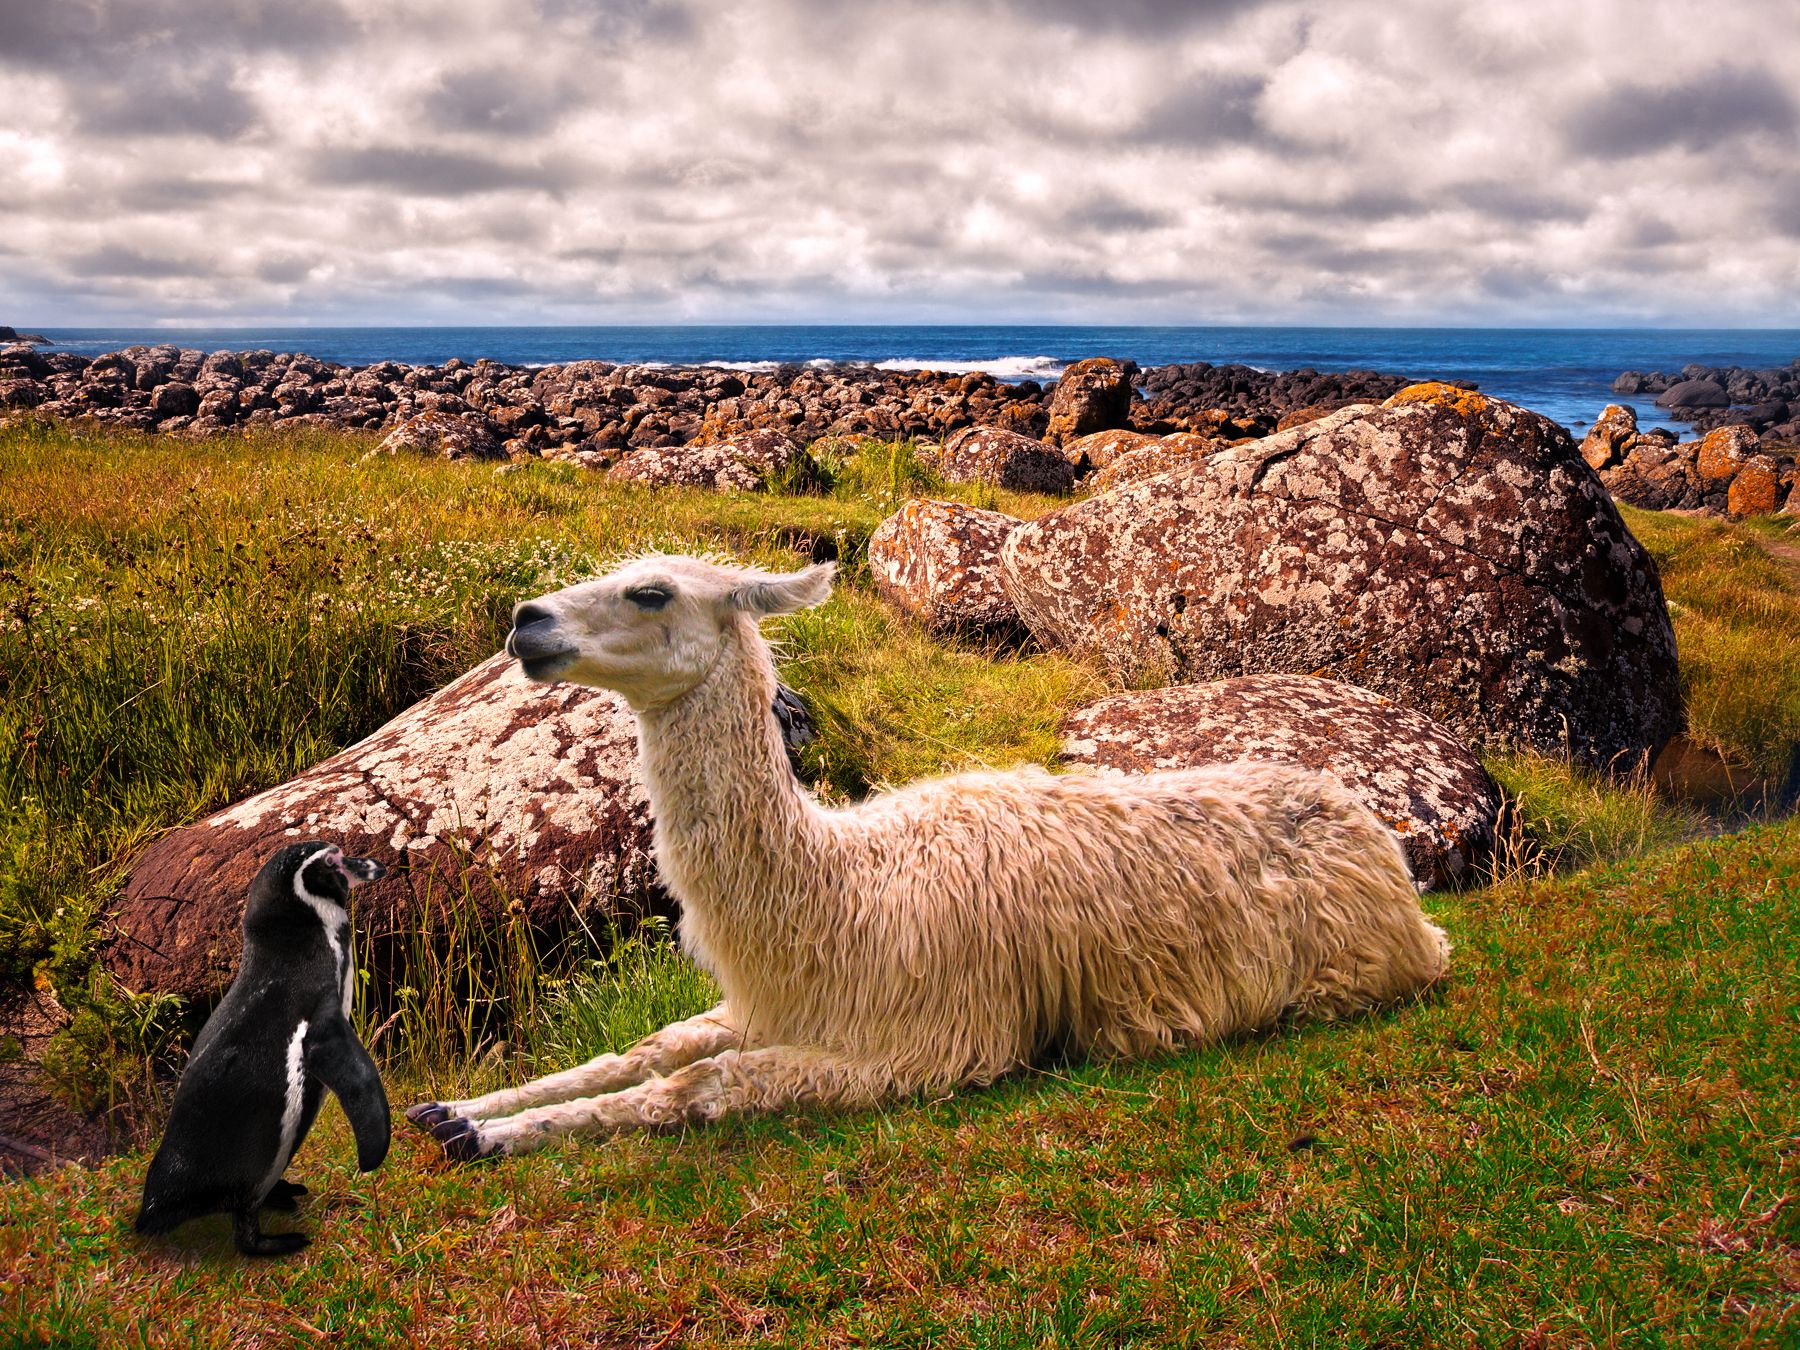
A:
[634, 619, 822, 914]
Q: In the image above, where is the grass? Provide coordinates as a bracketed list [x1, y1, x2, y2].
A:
[0, 419, 1077, 1108]
[1619, 505, 1800, 781]
[2, 421, 1798, 1344]
[4, 818, 1796, 1346]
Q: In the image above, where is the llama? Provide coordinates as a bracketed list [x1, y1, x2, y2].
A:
[406, 555, 1450, 1160]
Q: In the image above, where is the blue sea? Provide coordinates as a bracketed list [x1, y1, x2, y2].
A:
[28, 326, 1800, 439]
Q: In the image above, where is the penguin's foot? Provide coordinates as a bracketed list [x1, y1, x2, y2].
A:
[430, 1115, 498, 1164]
[264, 1179, 309, 1212]
[404, 1101, 454, 1133]
[232, 1209, 310, 1257]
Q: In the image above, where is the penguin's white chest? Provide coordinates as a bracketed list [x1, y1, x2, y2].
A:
[294, 884, 354, 1018]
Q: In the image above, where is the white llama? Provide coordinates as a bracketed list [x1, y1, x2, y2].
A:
[406, 555, 1449, 1159]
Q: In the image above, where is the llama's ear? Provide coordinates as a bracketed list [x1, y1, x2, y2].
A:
[727, 562, 836, 616]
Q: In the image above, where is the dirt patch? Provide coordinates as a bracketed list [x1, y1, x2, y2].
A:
[0, 992, 122, 1175]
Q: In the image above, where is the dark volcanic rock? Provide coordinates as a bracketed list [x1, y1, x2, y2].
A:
[108, 652, 660, 1000]
[1655, 379, 1730, 410]
[867, 499, 1026, 637]
[1060, 675, 1502, 888]
[1001, 384, 1683, 772]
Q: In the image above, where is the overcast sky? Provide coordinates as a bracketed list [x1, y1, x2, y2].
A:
[2, 0, 1796, 327]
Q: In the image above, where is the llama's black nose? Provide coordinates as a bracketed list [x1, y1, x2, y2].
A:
[507, 603, 571, 664]
[511, 601, 553, 629]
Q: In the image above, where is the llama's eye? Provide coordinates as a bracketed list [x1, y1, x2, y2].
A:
[624, 585, 672, 611]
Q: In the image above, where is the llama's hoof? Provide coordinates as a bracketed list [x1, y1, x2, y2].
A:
[431, 1116, 492, 1163]
[405, 1102, 453, 1132]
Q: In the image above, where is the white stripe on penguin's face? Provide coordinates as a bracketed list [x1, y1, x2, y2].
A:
[293, 845, 352, 1016]
[259, 1018, 310, 1204]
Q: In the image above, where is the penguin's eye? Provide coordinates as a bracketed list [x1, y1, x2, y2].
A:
[623, 585, 672, 612]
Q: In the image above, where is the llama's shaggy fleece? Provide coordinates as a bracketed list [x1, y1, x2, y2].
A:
[407, 556, 1450, 1159]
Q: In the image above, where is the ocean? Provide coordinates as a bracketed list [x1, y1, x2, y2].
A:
[26, 326, 1800, 439]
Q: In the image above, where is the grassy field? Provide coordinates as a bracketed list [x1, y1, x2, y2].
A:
[2, 419, 1798, 1346]
[5, 821, 1796, 1347]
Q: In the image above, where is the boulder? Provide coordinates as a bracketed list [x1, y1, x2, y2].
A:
[1274, 403, 1343, 433]
[372, 410, 506, 460]
[149, 382, 199, 419]
[1580, 403, 1641, 471]
[1043, 358, 1134, 447]
[934, 425, 1076, 494]
[867, 499, 1026, 637]
[107, 652, 660, 1001]
[1728, 454, 1788, 517]
[606, 427, 813, 491]
[1696, 425, 1761, 483]
[0, 345, 52, 379]
[1001, 385, 1682, 771]
[0, 379, 44, 408]
[1063, 428, 1157, 473]
[1087, 433, 1228, 494]
[1060, 676, 1502, 888]
[1654, 379, 1730, 410]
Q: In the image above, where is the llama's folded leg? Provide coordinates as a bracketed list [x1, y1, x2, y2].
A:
[432, 1045, 888, 1160]
[405, 1002, 744, 1132]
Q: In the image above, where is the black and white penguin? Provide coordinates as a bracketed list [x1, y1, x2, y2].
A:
[134, 841, 391, 1256]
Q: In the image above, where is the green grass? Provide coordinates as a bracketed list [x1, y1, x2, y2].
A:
[1621, 505, 1800, 780]
[5, 819, 1796, 1346]
[3, 423, 1799, 1345]
[0, 420, 1076, 1106]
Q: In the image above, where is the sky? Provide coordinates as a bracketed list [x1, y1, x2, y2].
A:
[2, 0, 1797, 328]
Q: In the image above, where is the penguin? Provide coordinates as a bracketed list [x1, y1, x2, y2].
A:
[134, 841, 391, 1256]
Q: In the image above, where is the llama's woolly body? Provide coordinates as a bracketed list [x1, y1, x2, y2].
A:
[408, 556, 1449, 1158]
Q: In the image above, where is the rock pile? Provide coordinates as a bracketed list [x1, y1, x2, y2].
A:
[1132, 363, 1422, 436]
[1583, 405, 1797, 518]
[3, 343, 1450, 473]
[1612, 359, 1800, 442]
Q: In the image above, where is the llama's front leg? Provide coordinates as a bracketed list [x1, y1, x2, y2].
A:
[433, 1045, 890, 1161]
[404, 1003, 743, 1137]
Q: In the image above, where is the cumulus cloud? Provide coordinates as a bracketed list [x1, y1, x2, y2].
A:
[0, 0, 1796, 324]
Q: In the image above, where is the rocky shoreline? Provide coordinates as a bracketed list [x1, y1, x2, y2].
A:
[3, 337, 1795, 518]
[0, 341, 1424, 455]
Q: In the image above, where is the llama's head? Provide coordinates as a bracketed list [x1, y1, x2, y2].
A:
[507, 554, 835, 708]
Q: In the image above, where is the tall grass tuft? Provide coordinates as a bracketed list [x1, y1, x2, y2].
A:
[1621, 505, 1800, 778]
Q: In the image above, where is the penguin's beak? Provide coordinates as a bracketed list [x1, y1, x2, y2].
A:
[342, 856, 386, 886]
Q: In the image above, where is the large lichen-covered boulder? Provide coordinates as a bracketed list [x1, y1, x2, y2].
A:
[1061, 675, 1502, 888]
[867, 499, 1026, 637]
[371, 410, 507, 460]
[108, 652, 660, 1000]
[1044, 358, 1134, 448]
[1002, 385, 1682, 770]
[932, 426, 1075, 494]
[607, 427, 813, 492]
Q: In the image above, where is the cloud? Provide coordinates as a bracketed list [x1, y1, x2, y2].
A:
[1567, 63, 1797, 159]
[1, 0, 1798, 326]
[307, 147, 576, 196]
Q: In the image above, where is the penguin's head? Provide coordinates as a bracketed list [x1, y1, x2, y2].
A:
[247, 841, 388, 923]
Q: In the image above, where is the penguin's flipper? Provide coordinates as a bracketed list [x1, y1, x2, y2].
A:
[306, 1013, 391, 1173]
[264, 1178, 309, 1212]
[232, 1208, 309, 1257]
